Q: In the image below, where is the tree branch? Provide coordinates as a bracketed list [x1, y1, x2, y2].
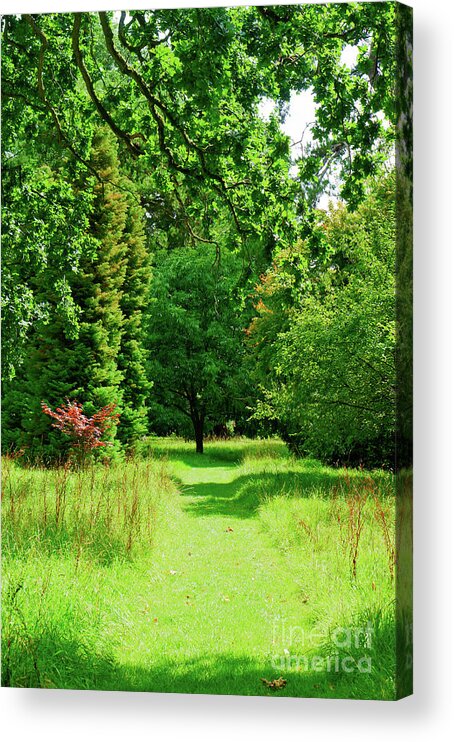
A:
[324, 399, 383, 414]
[23, 14, 103, 183]
[118, 11, 171, 57]
[1, 87, 47, 113]
[170, 174, 220, 251]
[355, 354, 391, 382]
[72, 13, 143, 158]
[98, 11, 244, 232]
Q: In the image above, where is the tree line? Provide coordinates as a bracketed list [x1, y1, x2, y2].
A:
[1, 5, 412, 468]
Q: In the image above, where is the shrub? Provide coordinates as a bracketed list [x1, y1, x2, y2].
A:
[41, 399, 119, 465]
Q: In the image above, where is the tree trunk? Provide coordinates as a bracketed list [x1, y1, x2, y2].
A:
[193, 414, 204, 454]
[195, 433, 204, 455]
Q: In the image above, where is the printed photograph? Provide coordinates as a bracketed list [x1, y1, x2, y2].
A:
[1, 2, 413, 699]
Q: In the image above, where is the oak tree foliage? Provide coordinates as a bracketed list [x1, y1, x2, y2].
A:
[1, 5, 409, 465]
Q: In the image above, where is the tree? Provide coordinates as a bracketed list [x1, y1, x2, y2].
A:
[116, 183, 152, 446]
[249, 172, 397, 468]
[1, 140, 97, 384]
[1, 6, 405, 464]
[2, 5, 396, 267]
[145, 247, 247, 453]
[1, 14, 98, 380]
[41, 399, 119, 466]
[2, 129, 150, 460]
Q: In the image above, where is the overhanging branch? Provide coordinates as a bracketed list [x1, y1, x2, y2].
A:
[72, 13, 143, 158]
[98, 11, 244, 232]
[23, 14, 103, 183]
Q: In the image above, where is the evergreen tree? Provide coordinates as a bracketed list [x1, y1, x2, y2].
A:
[72, 128, 127, 421]
[2, 129, 150, 460]
[116, 192, 152, 445]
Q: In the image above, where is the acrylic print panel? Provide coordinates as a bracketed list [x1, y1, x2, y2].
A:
[1, 2, 412, 700]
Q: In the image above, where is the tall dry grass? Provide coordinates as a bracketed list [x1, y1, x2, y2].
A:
[2, 455, 176, 564]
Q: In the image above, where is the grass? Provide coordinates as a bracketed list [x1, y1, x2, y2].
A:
[1, 438, 404, 698]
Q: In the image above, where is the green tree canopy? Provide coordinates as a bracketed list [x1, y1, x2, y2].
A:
[249, 172, 397, 468]
[145, 247, 247, 453]
[1, 5, 410, 469]
[2, 5, 397, 279]
[1, 129, 150, 460]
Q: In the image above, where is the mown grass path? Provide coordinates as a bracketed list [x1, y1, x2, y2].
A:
[108, 447, 323, 697]
[3, 440, 396, 697]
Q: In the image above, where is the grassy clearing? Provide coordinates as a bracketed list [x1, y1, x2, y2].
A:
[2, 438, 400, 698]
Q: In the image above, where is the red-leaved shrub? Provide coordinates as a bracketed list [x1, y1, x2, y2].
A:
[41, 399, 120, 456]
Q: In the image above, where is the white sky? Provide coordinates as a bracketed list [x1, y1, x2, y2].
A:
[259, 45, 360, 210]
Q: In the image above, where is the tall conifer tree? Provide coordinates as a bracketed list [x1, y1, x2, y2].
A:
[116, 194, 151, 445]
[2, 129, 150, 459]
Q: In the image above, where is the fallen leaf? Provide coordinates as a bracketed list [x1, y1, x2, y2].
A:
[261, 677, 287, 690]
[153, 617, 158, 623]
[226, 527, 234, 532]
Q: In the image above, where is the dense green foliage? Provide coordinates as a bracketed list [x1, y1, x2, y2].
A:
[249, 174, 397, 467]
[1, 4, 410, 466]
[144, 248, 250, 453]
[1, 4, 412, 701]
[2, 130, 151, 460]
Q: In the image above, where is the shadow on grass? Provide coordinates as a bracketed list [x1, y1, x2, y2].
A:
[180, 470, 349, 520]
[141, 439, 288, 467]
[1, 630, 117, 690]
[155, 450, 239, 470]
[2, 631, 396, 699]
[104, 652, 355, 698]
[2, 588, 400, 698]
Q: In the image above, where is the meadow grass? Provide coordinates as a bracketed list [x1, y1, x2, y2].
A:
[1, 438, 401, 698]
